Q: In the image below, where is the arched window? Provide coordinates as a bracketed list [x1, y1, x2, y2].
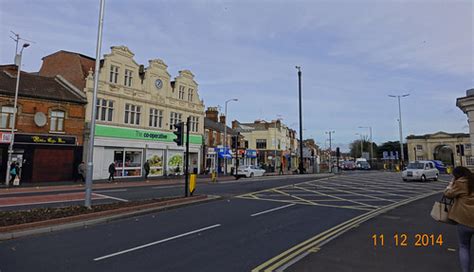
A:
[0, 105, 15, 129]
[50, 110, 65, 131]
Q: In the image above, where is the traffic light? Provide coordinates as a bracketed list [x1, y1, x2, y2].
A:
[231, 135, 238, 148]
[173, 122, 184, 146]
[336, 147, 340, 158]
[460, 144, 465, 156]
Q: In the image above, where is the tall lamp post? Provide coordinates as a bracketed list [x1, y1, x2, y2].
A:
[389, 94, 409, 167]
[5, 41, 30, 186]
[274, 115, 283, 172]
[84, 0, 106, 208]
[325, 131, 335, 172]
[223, 98, 238, 175]
[359, 126, 373, 162]
[296, 66, 304, 174]
[355, 133, 364, 157]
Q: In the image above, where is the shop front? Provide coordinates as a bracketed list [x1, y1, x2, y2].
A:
[91, 125, 202, 180]
[0, 133, 82, 183]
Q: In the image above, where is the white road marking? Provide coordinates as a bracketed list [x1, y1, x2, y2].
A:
[95, 189, 128, 193]
[251, 204, 296, 217]
[152, 185, 181, 189]
[92, 193, 128, 202]
[93, 224, 221, 261]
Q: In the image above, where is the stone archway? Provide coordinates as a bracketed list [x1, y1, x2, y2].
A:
[433, 145, 454, 166]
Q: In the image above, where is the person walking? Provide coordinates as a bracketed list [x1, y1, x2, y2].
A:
[77, 161, 86, 182]
[9, 162, 17, 185]
[144, 160, 150, 180]
[108, 162, 116, 182]
[444, 166, 474, 272]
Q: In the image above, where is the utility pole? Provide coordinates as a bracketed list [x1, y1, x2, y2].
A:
[296, 66, 304, 174]
[325, 131, 335, 172]
[85, 0, 105, 208]
[389, 94, 409, 168]
[185, 116, 190, 197]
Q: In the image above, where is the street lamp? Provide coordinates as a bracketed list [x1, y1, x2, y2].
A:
[274, 115, 283, 172]
[223, 98, 238, 175]
[389, 94, 410, 166]
[296, 66, 304, 174]
[325, 130, 335, 172]
[359, 126, 373, 162]
[355, 133, 364, 157]
[5, 42, 30, 186]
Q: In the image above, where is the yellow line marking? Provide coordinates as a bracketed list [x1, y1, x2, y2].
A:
[272, 189, 317, 205]
[294, 185, 377, 208]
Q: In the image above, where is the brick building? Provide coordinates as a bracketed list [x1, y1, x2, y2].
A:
[0, 65, 86, 183]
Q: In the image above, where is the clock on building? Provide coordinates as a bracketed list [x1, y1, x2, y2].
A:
[154, 79, 163, 89]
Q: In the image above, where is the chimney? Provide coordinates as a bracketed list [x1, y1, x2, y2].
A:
[219, 115, 226, 125]
[232, 120, 239, 129]
[205, 107, 218, 122]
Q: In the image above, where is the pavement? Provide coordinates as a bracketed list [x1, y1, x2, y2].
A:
[0, 172, 462, 272]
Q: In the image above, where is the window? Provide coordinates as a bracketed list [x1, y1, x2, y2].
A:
[124, 103, 141, 125]
[256, 139, 267, 149]
[124, 69, 133, 87]
[96, 98, 114, 122]
[50, 110, 65, 131]
[416, 145, 423, 150]
[190, 116, 199, 132]
[110, 65, 119, 84]
[416, 156, 424, 161]
[465, 144, 471, 150]
[179, 86, 185, 99]
[245, 141, 249, 148]
[0, 106, 14, 128]
[188, 88, 193, 101]
[149, 108, 163, 128]
[170, 112, 182, 127]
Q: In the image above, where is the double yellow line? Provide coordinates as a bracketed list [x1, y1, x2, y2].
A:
[252, 190, 442, 272]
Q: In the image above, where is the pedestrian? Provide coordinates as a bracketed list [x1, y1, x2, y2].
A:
[9, 162, 17, 185]
[444, 166, 474, 272]
[279, 163, 283, 175]
[108, 162, 116, 182]
[78, 161, 86, 182]
[144, 160, 150, 179]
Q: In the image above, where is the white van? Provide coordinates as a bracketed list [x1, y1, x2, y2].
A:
[402, 161, 439, 182]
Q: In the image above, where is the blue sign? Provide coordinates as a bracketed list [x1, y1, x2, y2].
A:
[383, 151, 388, 160]
[245, 149, 257, 158]
[215, 147, 232, 159]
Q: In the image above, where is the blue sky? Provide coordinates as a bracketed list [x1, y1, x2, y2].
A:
[1, 0, 472, 151]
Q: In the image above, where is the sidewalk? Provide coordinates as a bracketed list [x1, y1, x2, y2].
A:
[288, 193, 466, 272]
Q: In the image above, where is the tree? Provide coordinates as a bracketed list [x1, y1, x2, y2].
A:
[349, 139, 377, 159]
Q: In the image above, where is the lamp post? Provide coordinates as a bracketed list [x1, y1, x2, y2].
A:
[355, 133, 364, 157]
[325, 131, 335, 172]
[84, 0, 106, 208]
[223, 98, 237, 175]
[359, 126, 373, 162]
[5, 41, 30, 186]
[296, 66, 304, 174]
[274, 115, 283, 172]
[389, 94, 409, 167]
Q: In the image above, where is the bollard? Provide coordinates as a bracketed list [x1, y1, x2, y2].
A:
[190, 174, 196, 195]
[211, 171, 217, 182]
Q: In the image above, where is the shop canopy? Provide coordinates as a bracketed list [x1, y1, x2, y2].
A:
[215, 147, 232, 159]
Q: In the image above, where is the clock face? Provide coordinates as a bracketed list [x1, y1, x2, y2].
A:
[155, 79, 163, 89]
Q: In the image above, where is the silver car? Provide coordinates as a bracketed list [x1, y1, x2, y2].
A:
[237, 165, 266, 178]
[402, 161, 439, 182]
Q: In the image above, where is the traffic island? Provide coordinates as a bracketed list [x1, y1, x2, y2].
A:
[0, 194, 220, 240]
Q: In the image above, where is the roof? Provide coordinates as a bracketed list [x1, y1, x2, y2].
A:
[0, 66, 87, 104]
[204, 117, 237, 135]
[406, 131, 470, 139]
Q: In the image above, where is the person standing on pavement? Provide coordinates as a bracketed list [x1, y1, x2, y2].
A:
[444, 166, 474, 272]
[77, 161, 86, 182]
[9, 162, 17, 184]
[108, 162, 116, 182]
[144, 160, 150, 180]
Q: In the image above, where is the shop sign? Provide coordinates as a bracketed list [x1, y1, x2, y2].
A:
[15, 134, 76, 145]
[95, 124, 202, 144]
[245, 149, 257, 158]
[0, 132, 12, 143]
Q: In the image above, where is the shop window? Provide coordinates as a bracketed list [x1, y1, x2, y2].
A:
[96, 98, 114, 122]
[124, 69, 133, 87]
[0, 106, 14, 129]
[113, 149, 142, 177]
[50, 110, 65, 132]
[124, 103, 141, 125]
[110, 65, 119, 84]
[149, 108, 163, 128]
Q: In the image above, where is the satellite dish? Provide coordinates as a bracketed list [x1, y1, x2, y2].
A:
[34, 112, 47, 127]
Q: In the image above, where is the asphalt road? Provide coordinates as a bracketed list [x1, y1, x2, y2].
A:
[0, 172, 451, 272]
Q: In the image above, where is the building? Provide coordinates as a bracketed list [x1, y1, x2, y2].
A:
[232, 119, 298, 172]
[0, 65, 87, 183]
[39, 46, 205, 179]
[456, 88, 474, 167]
[406, 132, 471, 167]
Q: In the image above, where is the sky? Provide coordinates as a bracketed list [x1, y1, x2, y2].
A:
[0, 0, 473, 151]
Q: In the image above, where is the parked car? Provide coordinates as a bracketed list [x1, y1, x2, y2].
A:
[342, 161, 356, 170]
[356, 161, 371, 170]
[402, 161, 439, 182]
[237, 165, 266, 178]
[430, 160, 447, 174]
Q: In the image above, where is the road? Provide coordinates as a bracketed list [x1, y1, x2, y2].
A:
[0, 172, 451, 272]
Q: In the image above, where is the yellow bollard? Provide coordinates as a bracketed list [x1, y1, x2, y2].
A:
[395, 165, 400, 172]
[211, 171, 216, 182]
[190, 174, 196, 195]
[446, 167, 453, 174]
